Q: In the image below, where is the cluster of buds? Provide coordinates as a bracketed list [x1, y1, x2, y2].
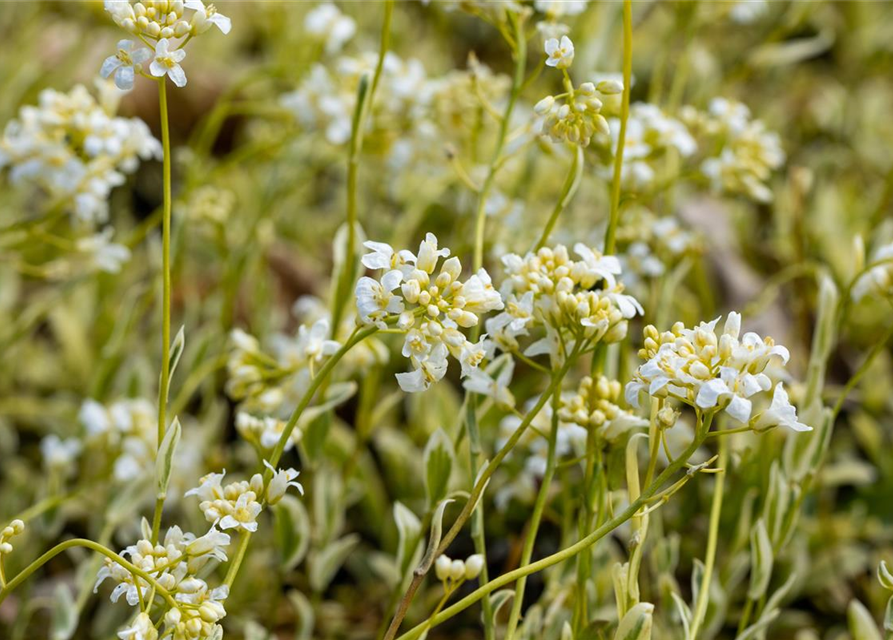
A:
[0, 519, 25, 557]
[558, 375, 647, 442]
[186, 465, 302, 532]
[356, 234, 504, 393]
[625, 313, 810, 431]
[235, 411, 296, 453]
[852, 241, 893, 302]
[434, 553, 484, 586]
[536, 80, 620, 147]
[534, 36, 622, 147]
[102, 0, 231, 89]
[79, 397, 158, 482]
[486, 244, 642, 365]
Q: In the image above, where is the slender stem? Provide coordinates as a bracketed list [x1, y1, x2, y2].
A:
[224, 531, 252, 588]
[0, 538, 177, 609]
[331, 0, 393, 332]
[396, 424, 710, 640]
[534, 146, 584, 251]
[504, 387, 562, 640]
[472, 13, 527, 273]
[603, 0, 633, 256]
[151, 77, 173, 545]
[382, 345, 579, 640]
[688, 429, 727, 640]
[268, 326, 377, 470]
[831, 321, 893, 420]
[466, 399, 495, 640]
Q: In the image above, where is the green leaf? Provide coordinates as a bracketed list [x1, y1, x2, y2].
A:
[670, 592, 691, 640]
[168, 325, 185, 380]
[274, 494, 311, 571]
[848, 600, 883, 640]
[51, 583, 77, 640]
[423, 428, 454, 508]
[155, 416, 181, 500]
[613, 602, 653, 640]
[879, 561, 893, 591]
[418, 498, 454, 573]
[308, 534, 360, 593]
[393, 501, 422, 579]
[287, 590, 315, 640]
[884, 596, 893, 633]
[748, 519, 774, 600]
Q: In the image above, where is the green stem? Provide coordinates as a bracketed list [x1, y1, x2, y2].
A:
[151, 77, 173, 545]
[0, 538, 177, 609]
[688, 426, 727, 640]
[534, 146, 584, 251]
[830, 320, 893, 420]
[224, 531, 252, 588]
[466, 399, 495, 640]
[603, 0, 633, 256]
[396, 423, 710, 640]
[382, 345, 579, 640]
[504, 387, 562, 640]
[331, 0, 393, 332]
[473, 13, 527, 273]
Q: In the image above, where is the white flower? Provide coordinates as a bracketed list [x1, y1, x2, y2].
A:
[545, 36, 575, 69]
[77, 228, 131, 274]
[395, 342, 449, 393]
[218, 492, 262, 532]
[415, 232, 450, 274]
[118, 613, 158, 640]
[753, 383, 811, 432]
[41, 435, 82, 470]
[263, 461, 305, 504]
[361, 240, 416, 274]
[356, 270, 404, 326]
[296, 318, 341, 363]
[149, 39, 187, 88]
[304, 3, 356, 53]
[186, 0, 232, 34]
[101, 40, 152, 92]
[463, 358, 515, 408]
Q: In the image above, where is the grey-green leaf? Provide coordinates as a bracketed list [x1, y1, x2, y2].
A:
[748, 519, 773, 601]
[155, 416, 181, 500]
[274, 494, 311, 571]
[394, 501, 422, 578]
[613, 602, 654, 640]
[51, 583, 78, 640]
[848, 600, 883, 640]
[423, 428, 454, 508]
[308, 534, 360, 593]
[168, 325, 186, 381]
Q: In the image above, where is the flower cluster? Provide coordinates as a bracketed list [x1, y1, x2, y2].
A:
[94, 524, 230, 640]
[625, 312, 810, 431]
[103, 0, 231, 89]
[614, 208, 700, 292]
[0, 82, 160, 224]
[606, 103, 697, 189]
[0, 519, 25, 557]
[356, 233, 504, 392]
[558, 375, 647, 442]
[486, 244, 642, 364]
[852, 242, 893, 302]
[186, 464, 302, 532]
[80, 397, 158, 481]
[434, 553, 484, 585]
[535, 37, 621, 147]
[304, 2, 357, 54]
[686, 98, 785, 203]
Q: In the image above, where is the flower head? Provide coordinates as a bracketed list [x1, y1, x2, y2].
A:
[545, 36, 575, 69]
[101, 40, 152, 91]
[150, 39, 187, 87]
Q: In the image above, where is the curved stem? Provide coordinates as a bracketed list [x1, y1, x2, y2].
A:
[603, 0, 633, 256]
[534, 146, 585, 252]
[688, 429, 727, 640]
[472, 13, 527, 273]
[504, 386, 562, 640]
[0, 538, 177, 610]
[465, 399, 495, 640]
[151, 77, 173, 545]
[396, 424, 709, 640]
[831, 320, 893, 420]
